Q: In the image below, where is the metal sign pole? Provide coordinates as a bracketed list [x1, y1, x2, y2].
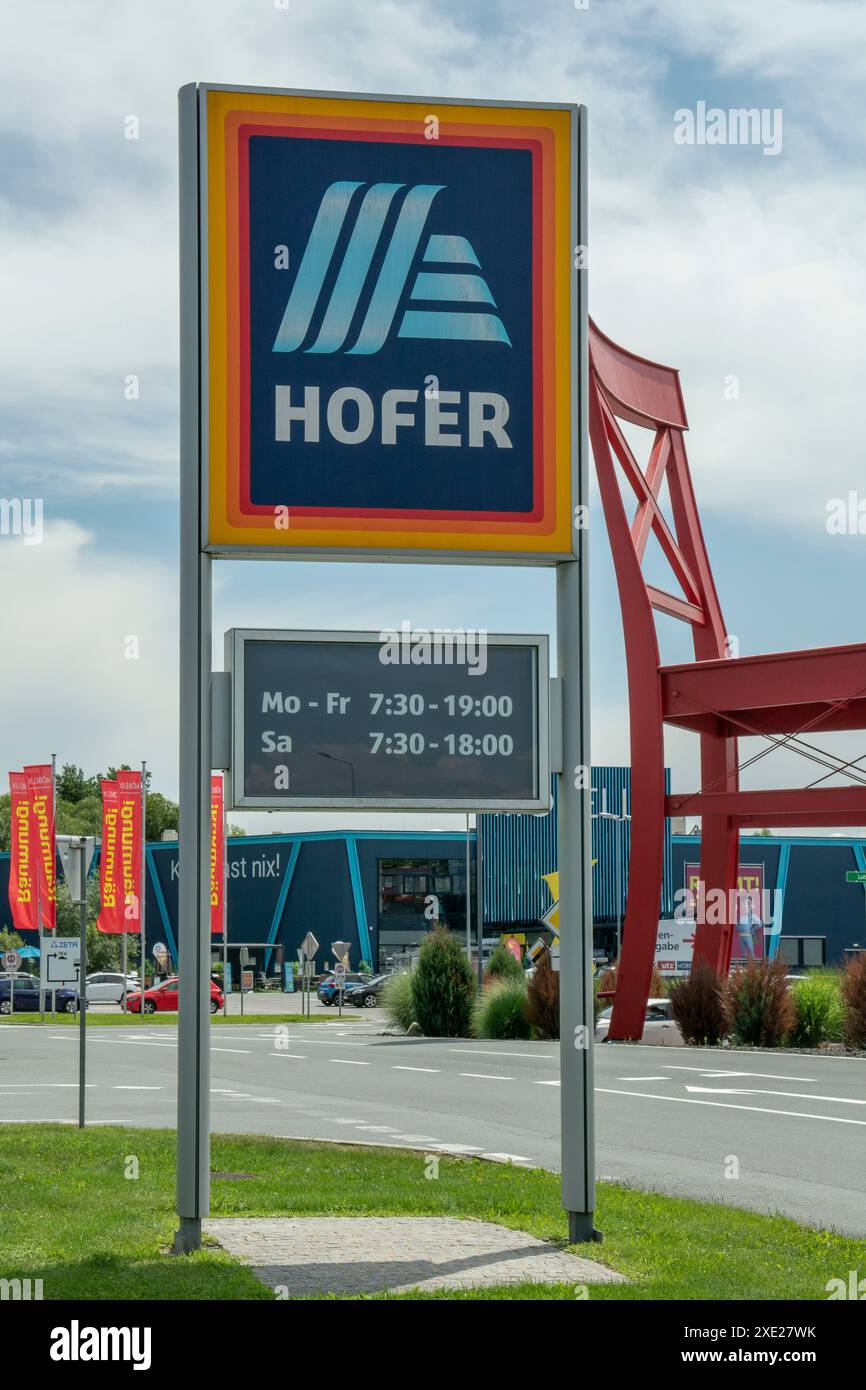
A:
[475, 814, 484, 987]
[465, 813, 472, 963]
[140, 761, 147, 1019]
[78, 840, 87, 1128]
[557, 104, 598, 1244]
[175, 82, 212, 1255]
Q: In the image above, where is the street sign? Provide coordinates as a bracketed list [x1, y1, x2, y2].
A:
[241, 969, 254, 993]
[57, 835, 96, 905]
[40, 937, 81, 988]
[300, 932, 319, 961]
[334, 963, 346, 980]
[2, 950, 20, 973]
[331, 940, 350, 966]
[527, 938, 546, 963]
[225, 628, 549, 811]
[846, 871, 866, 884]
[199, 87, 575, 564]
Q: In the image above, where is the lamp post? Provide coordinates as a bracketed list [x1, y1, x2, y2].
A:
[316, 750, 356, 797]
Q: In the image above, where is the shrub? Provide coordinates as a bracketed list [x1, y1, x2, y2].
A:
[725, 959, 794, 1047]
[841, 954, 866, 1049]
[410, 927, 476, 1037]
[473, 978, 531, 1040]
[788, 971, 844, 1047]
[526, 951, 560, 1040]
[381, 970, 415, 1032]
[484, 943, 524, 986]
[669, 962, 726, 1045]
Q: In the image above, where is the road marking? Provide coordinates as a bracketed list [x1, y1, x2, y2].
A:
[122, 1040, 177, 1048]
[392, 1134, 440, 1143]
[330, 1059, 370, 1066]
[597, 1087, 866, 1126]
[325, 1118, 363, 1124]
[0, 1082, 95, 1089]
[663, 1065, 822, 1082]
[685, 1085, 866, 1105]
[449, 1048, 556, 1061]
[533, 1079, 560, 1087]
[112, 1085, 163, 1091]
[210, 1047, 252, 1054]
[392, 1065, 440, 1073]
[269, 1053, 307, 1060]
[430, 1143, 484, 1154]
[459, 1073, 513, 1082]
[618, 1075, 670, 1082]
[353, 1125, 398, 1133]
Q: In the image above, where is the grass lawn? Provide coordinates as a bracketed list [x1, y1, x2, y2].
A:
[0, 1012, 334, 1026]
[0, 1124, 858, 1301]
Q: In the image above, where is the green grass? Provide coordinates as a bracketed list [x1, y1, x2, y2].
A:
[0, 1011, 334, 1026]
[0, 1124, 859, 1301]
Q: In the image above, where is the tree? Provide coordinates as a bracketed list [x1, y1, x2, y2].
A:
[0, 927, 25, 954]
[0, 793, 9, 853]
[410, 927, 476, 1037]
[484, 943, 524, 986]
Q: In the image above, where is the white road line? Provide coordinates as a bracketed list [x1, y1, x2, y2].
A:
[663, 1065, 822, 1082]
[392, 1065, 440, 1073]
[269, 1053, 307, 1060]
[597, 1086, 866, 1126]
[325, 1118, 363, 1124]
[112, 1085, 163, 1091]
[392, 1134, 440, 1143]
[618, 1075, 670, 1082]
[353, 1125, 398, 1133]
[122, 1040, 177, 1048]
[330, 1059, 370, 1066]
[210, 1047, 252, 1054]
[685, 1085, 866, 1105]
[449, 1048, 556, 1061]
[0, 1083, 95, 1089]
[533, 1079, 560, 1087]
[430, 1143, 484, 1154]
[459, 1072, 513, 1082]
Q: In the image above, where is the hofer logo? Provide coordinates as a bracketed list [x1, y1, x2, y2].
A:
[272, 181, 511, 356]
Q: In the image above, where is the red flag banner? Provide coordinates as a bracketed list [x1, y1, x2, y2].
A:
[8, 772, 38, 933]
[210, 774, 225, 935]
[116, 769, 143, 932]
[97, 780, 122, 933]
[23, 764, 55, 932]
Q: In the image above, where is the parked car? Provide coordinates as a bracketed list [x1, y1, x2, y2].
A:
[317, 972, 372, 1005]
[345, 974, 389, 1008]
[0, 974, 80, 1015]
[85, 972, 140, 1005]
[594, 998, 683, 1046]
[126, 977, 224, 1015]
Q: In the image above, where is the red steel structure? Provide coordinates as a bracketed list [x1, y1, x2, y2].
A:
[588, 320, 866, 1040]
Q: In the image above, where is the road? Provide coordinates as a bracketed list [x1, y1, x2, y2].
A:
[1, 1021, 864, 1236]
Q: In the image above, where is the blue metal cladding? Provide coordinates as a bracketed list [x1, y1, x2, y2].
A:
[479, 767, 672, 926]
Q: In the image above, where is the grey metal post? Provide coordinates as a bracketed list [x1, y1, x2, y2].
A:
[465, 812, 471, 962]
[557, 103, 598, 1244]
[140, 762, 147, 1017]
[475, 813, 484, 987]
[78, 839, 87, 1128]
[175, 82, 212, 1255]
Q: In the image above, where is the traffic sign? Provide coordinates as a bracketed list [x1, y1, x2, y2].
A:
[40, 937, 81, 988]
[334, 963, 346, 980]
[199, 87, 576, 564]
[300, 932, 319, 961]
[331, 940, 350, 966]
[846, 871, 866, 884]
[57, 835, 96, 905]
[226, 628, 549, 811]
[2, 950, 20, 973]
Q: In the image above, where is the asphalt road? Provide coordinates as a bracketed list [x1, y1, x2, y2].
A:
[1, 1022, 864, 1236]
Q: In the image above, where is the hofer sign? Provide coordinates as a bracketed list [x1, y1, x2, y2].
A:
[200, 87, 576, 562]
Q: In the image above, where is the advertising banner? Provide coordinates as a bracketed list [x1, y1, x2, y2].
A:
[210, 774, 225, 934]
[116, 769, 143, 931]
[7, 771, 38, 933]
[23, 763, 55, 932]
[685, 861, 767, 962]
[97, 780, 122, 933]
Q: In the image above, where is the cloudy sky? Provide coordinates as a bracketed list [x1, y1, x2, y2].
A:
[1, 0, 864, 833]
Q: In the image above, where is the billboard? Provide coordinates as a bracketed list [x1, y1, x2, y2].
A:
[226, 628, 549, 811]
[684, 861, 767, 963]
[198, 87, 576, 562]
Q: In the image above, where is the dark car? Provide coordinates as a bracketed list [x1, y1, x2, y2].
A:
[345, 974, 388, 1008]
[0, 974, 80, 1015]
[317, 972, 372, 1005]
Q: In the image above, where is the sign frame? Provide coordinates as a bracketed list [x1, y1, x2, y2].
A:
[225, 626, 550, 813]
[195, 82, 578, 565]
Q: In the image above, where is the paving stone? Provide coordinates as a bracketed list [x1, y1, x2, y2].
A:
[203, 1215, 624, 1295]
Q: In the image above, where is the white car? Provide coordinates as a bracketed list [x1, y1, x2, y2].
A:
[595, 997, 683, 1046]
[85, 972, 140, 1005]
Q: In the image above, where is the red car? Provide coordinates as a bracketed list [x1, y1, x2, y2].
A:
[126, 977, 224, 1015]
